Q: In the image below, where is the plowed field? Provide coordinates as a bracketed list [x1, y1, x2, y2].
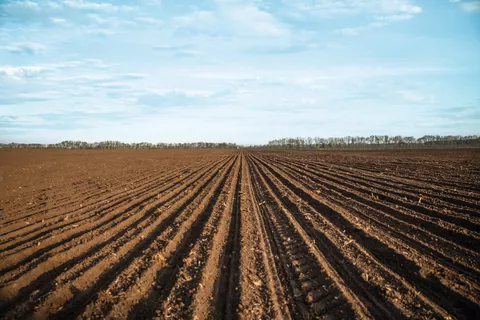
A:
[0, 148, 479, 319]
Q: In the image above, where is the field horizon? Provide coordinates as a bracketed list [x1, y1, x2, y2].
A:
[0, 148, 479, 319]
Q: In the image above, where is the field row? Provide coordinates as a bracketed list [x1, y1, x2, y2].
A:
[0, 149, 479, 319]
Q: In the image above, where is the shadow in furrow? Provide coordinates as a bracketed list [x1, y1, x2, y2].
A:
[128, 157, 238, 320]
[49, 158, 236, 320]
[0, 160, 224, 280]
[257, 157, 480, 319]
[214, 159, 243, 320]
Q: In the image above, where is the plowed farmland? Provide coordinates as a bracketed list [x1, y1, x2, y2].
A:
[0, 148, 479, 319]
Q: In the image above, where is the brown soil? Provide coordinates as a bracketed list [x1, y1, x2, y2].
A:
[0, 148, 479, 319]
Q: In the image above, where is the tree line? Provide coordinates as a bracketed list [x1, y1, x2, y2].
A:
[265, 135, 480, 149]
[0, 141, 239, 149]
[1, 135, 479, 150]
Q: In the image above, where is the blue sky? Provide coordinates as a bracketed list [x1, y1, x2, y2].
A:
[0, 0, 479, 144]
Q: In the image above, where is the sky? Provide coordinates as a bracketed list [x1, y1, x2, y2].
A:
[0, 0, 479, 145]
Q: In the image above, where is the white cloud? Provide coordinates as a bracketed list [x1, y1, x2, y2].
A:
[395, 90, 435, 104]
[0, 0, 136, 25]
[327, 0, 421, 36]
[380, 0, 422, 14]
[62, 0, 135, 12]
[135, 17, 162, 25]
[334, 27, 362, 36]
[83, 59, 110, 70]
[0, 42, 45, 55]
[0, 59, 110, 80]
[190, 73, 257, 80]
[461, 1, 480, 12]
[45, 73, 145, 87]
[287, 0, 422, 16]
[218, 2, 288, 36]
[1, 0, 476, 143]
[135, 89, 219, 108]
[376, 13, 414, 21]
[191, 66, 442, 87]
[173, 2, 287, 37]
[153, 44, 201, 57]
[334, 21, 386, 36]
[117, 73, 147, 80]
[0, 65, 53, 79]
[141, 0, 162, 5]
[51, 17, 68, 24]
[145, 88, 214, 97]
[173, 10, 212, 27]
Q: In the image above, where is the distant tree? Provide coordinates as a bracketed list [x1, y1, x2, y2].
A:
[265, 135, 479, 150]
[0, 141, 238, 150]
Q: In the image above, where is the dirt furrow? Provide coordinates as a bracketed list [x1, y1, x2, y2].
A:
[0, 160, 213, 243]
[261, 156, 480, 309]
[250, 156, 447, 319]
[312, 158, 480, 208]
[235, 156, 292, 319]
[0, 157, 227, 282]
[0, 156, 230, 291]
[324, 157, 479, 193]
[0, 164, 179, 237]
[250, 158, 376, 319]
[277, 151, 479, 194]
[0, 152, 230, 227]
[72, 155, 239, 320]
[1, 148, 478, 319]
[0, 157, 235, 319]
[0, 165, 165, 226]
[272, 155, 480, 228]
[190, 155, 243, 320]
[25, 156, 236, 320]
[252, 155, 480, 319]
[0, 168, 189, 253]
[273, 155, 480, 219]
[259, 155, 480, 265]
[154, 156, 241, 320]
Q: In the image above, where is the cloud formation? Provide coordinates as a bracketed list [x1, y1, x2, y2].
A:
[0, 65, 52, 79]
[0, 0, 478, 143]
[0, 42, 45, 55]
[461, 1, 480, 12]
[0, 0, 136, 27]
[173, 1, 287, 37]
